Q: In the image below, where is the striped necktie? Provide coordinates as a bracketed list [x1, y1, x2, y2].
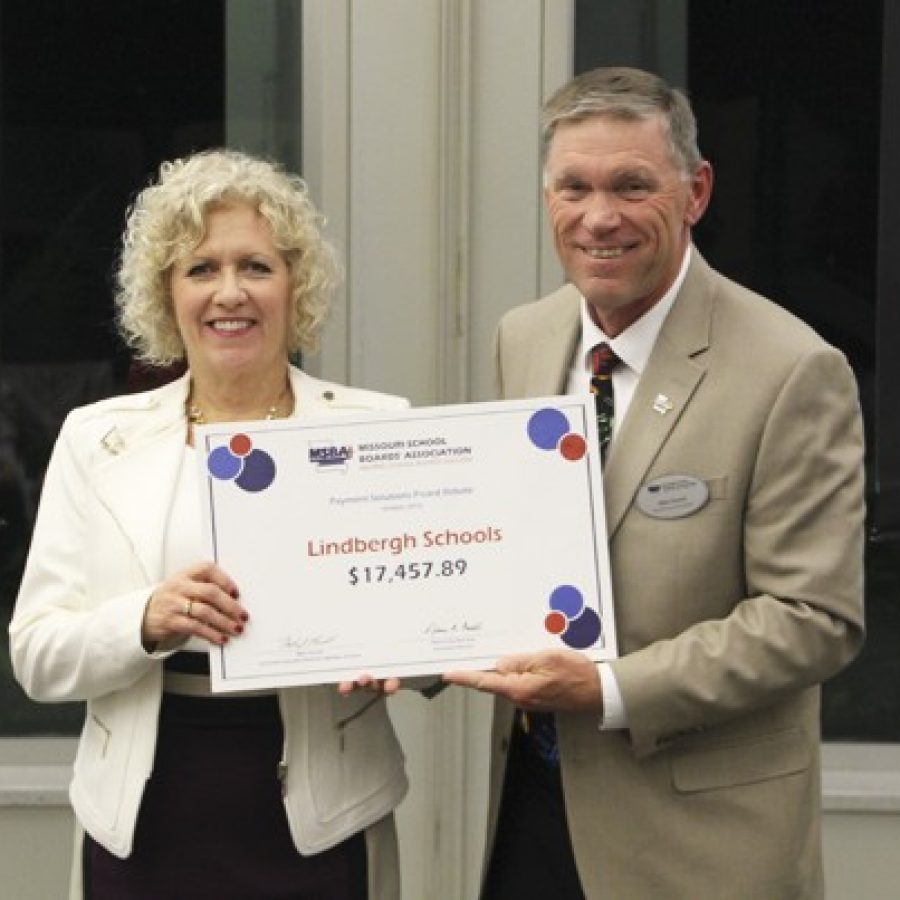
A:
[590, 343, 619, 460]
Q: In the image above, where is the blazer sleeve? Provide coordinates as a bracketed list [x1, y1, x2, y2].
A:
[610, 345, 866, 757]
[9, 416, 157, 703]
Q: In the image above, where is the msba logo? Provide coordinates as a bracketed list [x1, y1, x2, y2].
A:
[308, 443, 354, 473]
[207, 434, 276, 492]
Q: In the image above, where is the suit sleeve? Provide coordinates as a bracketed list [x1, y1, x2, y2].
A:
[610, 346, 866, 757]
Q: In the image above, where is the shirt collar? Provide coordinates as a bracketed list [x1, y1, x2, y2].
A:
[580, 245, 692, 376]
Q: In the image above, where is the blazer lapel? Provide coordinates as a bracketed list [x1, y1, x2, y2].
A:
[603, 252, 714, 539]
[92, 376, 190, 584]
[291, 367, 353, 416]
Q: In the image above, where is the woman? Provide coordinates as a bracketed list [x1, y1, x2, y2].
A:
[10, 149, 409, 899]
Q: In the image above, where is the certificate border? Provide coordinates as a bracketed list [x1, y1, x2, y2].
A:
[198, 395, 615, 688]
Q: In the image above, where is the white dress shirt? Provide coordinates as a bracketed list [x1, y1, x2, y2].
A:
[567, 246, 692, 729]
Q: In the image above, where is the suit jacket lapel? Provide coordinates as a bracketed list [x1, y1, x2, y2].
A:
[603, 252, 714, 538]
[521, 285, 581, 397]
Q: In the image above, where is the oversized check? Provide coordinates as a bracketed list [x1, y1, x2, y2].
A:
[195, 396, 616, 691]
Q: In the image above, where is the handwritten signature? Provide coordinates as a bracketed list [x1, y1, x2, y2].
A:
[283, 632, 339, 653]
[423, 620, 483, 636]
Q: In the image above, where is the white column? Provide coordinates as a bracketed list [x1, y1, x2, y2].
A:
[301, 2, 573, 895]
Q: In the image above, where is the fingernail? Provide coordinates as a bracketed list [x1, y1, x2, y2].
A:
[235, 623, 244, 634]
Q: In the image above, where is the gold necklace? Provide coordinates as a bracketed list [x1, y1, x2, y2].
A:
[187, 385, 292, 425]
[186, 404, 283, 425]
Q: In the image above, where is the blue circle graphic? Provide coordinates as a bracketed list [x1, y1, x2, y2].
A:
[208, 446, 242, 480]
[549, 584, 584, 618]
[235, 449, 276, 492]
[527, 408, 570, 451]
[561, 608, 602, 650]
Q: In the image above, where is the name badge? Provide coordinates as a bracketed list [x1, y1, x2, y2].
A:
[637, 475, 709, 519]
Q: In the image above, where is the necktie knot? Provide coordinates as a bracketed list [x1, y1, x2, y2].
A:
[591, 342, 619, 378]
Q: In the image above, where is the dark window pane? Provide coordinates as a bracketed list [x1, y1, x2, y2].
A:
[575, 0, 898, 742]
[0, 0, 225, 735]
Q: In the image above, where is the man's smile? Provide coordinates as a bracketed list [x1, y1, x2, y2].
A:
[581, 245, 627, 259]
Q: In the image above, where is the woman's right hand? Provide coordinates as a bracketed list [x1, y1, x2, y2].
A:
[141, 562, 248, 651]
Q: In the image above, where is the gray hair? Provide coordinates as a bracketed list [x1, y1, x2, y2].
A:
[541, 66, 702, 175]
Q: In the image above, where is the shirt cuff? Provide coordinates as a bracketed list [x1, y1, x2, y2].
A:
[598, 662, 628, 730]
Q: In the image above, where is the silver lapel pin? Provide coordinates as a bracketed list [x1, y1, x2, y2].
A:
[652, 393, 674, 415]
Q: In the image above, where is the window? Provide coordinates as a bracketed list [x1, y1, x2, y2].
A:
[0, 0, 302, 735]
[575, 0, 898, 740]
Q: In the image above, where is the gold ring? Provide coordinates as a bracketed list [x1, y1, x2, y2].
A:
[184, 600, 194, 618]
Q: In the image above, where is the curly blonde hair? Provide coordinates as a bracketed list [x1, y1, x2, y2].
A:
[115, 149, 340, 364]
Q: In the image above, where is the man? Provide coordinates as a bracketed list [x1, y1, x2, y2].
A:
[446, 67, 865, 899]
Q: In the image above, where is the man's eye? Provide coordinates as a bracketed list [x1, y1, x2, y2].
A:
[619, 181, 651, 199]
[559, 183, 588, 198]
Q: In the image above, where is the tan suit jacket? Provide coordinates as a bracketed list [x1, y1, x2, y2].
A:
[486, 250, 865, 899]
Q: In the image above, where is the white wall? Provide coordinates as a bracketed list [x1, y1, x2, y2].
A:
[822, 744, 900, 900]
[3, 746, 899, 900]
[301, 3, 571, 895]
[300, 4, 571, 897]
[824, 813, 900, 900]
[0, 738, 74, 897]
[302, 0, 568, 405]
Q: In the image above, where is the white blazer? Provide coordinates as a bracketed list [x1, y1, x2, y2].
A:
[10, 366, 410, 859]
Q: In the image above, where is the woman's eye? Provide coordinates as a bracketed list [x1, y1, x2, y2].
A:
[186, 262, 212, 277]
[245, 259, 272, 274]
